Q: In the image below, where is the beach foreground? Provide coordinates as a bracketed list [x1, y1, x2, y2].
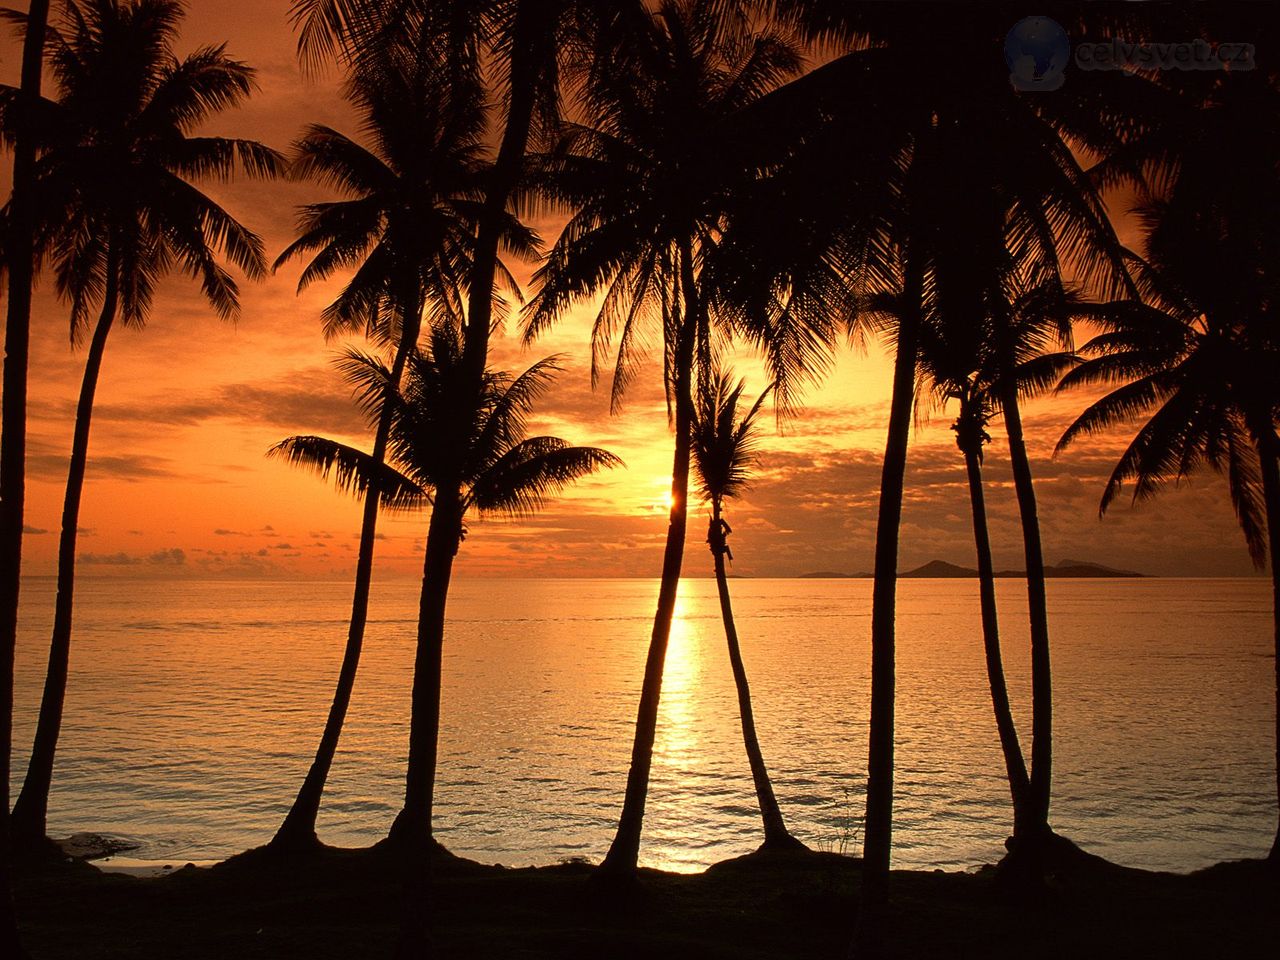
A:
[14, 844, 1277, 959]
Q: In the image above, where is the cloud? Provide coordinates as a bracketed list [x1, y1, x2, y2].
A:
[80, 552, 141, 566]
[88, 366, 370, 437]
[22, 525, 49, 535]
[25, 452, 182, 483]
[79, 546, 186, 567]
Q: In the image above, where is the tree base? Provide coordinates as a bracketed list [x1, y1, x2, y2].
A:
[758, 832, 811, 855]
[264, 824, 326, 857]
[10, 831, 66, 867]
[995, 828, 1129, 894]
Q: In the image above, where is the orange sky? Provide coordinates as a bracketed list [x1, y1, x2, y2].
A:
[1, 1, 1262, 581]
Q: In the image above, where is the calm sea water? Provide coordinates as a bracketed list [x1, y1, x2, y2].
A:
[11, 577, 1275, 873]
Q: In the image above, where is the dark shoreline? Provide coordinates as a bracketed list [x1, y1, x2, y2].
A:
[15, 842, 1278, 959]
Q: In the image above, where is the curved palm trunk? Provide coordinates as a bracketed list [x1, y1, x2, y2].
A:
[388, 485, 462, 960]
[999, 384, 1053, 835]
[710, 500, 796, 850]
[460, 0, 546, 382]
[2, 2, 51, 954]
[1254, 428, 1280, 864]
[599, 248, 699, 880]
[389, 483, 463, 851]
[11, 267, 120, 850]
[856, 253, 924, 956]
[600, 373, 692, 879]
[272, 298, 421, 852]
[960, 439, 1032, 835]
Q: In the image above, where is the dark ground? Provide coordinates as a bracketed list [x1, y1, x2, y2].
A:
[13, 843, 1279, 959]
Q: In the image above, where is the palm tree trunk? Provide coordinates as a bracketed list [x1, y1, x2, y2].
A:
[710, 500, 797, 850]
[860, 255, 923, 911]
[389, 484, 463, 851]
[2, 2, 51, 953]
[388, 484, 462, 960]
[11, 266, 120, 852]
[599, 245, 699, 880]
[999, 384, 1053, 835]
[460, 0, 546, 382]
[1255, 428, 1280, 864]
[271, 292, 422, 852]
[961, 441, 1032, 835]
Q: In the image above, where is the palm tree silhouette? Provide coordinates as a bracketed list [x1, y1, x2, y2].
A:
[1059, 260, 1280, 865]
[1, 0, 280, 853]
[1058, 47, 1280, 862]
[522, 0, 803, 880]
[267, 20, 534, 853]
[720, 10, 1143, 934]
[690, 370, 803, 852]
[0, 0, 51, 950]
[271, 324, 620, 857]
[904, 277, 1081, 845]
[284, 0, 626, 391]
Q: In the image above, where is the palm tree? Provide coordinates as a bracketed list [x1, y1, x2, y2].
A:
[1058, 45, 1280, 862]
[1058, 258, 1280, 866]
[273, 1, 622, 858]
[1, 0, 280, 853]
[267, 23, 535, 853]
[0, 0, 51, 949]
[716, 10, 1145, 932]
[690, 370, 802, 852]
[271, 325, 620, 859]
[284, 0, 625, 391]
[907, 277, 1081, 846]
[521, 0, 803, 879]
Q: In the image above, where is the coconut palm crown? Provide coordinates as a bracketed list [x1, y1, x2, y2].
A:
[271, 324, 622, 545]
[691, 370, 771, 508]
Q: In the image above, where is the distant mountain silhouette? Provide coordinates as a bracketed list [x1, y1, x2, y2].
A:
[1039, 559, 1144, 578]
[797, 558, 1144, 579]
[902, 560, 974, 578]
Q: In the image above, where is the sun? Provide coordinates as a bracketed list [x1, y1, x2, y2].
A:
[649, 477, 674, 513]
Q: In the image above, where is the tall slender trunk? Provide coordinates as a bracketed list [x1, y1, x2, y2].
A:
[272, 290, 422, 852]
[999, 383, 1053, 832]
[2, 2, 50, 954]
[599, 244, 699, 879]
[11, 265, 120, 850]
[389, 484, 462, 960]
[389, 483, 463, 850]
[856, 252, 924, 952]
[960, 437, 1032, 835]
[710, 500, 796, 850]
[1253, 426, 1280, 864]
[461, 0, 544, 383]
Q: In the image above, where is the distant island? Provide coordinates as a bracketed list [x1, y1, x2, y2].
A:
[798, 558, 1145, 579]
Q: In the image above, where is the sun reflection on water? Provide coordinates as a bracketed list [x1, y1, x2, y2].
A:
[655, 593, 701, 766]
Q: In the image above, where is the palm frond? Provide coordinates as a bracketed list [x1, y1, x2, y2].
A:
[268, 434, 427, 511]
[467, 438, 621, 517]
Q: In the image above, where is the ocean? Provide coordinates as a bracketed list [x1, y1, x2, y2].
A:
[11, 576, 1275, 873]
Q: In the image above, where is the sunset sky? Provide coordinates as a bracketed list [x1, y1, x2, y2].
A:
[1, 1, 1262, 581]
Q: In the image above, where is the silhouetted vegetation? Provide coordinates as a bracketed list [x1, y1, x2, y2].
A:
[1, 0, 280, 855]
[2, 2, 1277, 958]
[690, 370, 802, 853]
